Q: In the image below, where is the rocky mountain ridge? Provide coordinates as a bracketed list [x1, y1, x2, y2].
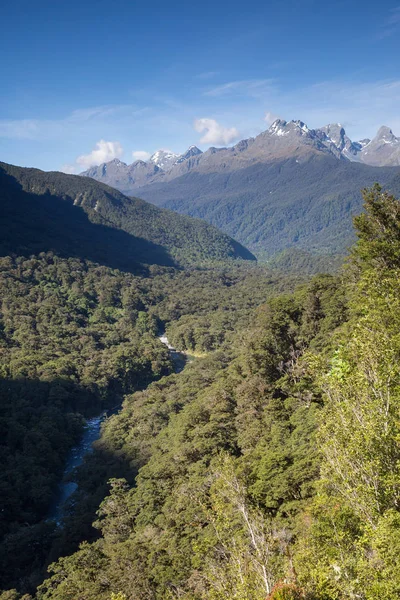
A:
[80, 120, 400, 194]
[149, 149, 181, 170]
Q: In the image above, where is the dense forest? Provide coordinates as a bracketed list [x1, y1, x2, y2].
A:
[0, 162, 254, 268]
[0, 211, 294, 595]
[1, 178, 399, 599]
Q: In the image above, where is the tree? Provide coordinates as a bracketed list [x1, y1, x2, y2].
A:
[296, 186, 400, 599]
[351, 183, 400, 271]
[194, 454, 283, 600]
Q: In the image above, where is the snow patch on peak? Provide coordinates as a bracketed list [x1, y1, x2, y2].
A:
[374, 126, 398, 144]
[358, 139, 371, 148]
[174, 146, 203, 165]
[269, 119, 286, 130]
[183, 145, 202, 156]
[269, 119, 312, 137]
[109, 158, 126, 167]
[292, 120, 310, 134]
[268, 119, 290, 136]
[376, 125, 394, 137]
[150, 149, 180, 170]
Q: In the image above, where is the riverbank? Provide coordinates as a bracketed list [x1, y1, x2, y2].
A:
[48, 334, 189, 524]
[158, 333, 190, 372]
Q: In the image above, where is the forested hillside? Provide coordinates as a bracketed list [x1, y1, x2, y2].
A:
[4, 0, 400, 598]
[0, 257, 292, 595]
[30, 270, 346, 600]
[136, 155, 400, 261]
[0, 162, 255, 268]
[0, 254, 173, 593]
[0, 185, 396, 600]
[0, 161, 261, 595]
[1, 182, 399, 600]
[81, 121, 400, 265]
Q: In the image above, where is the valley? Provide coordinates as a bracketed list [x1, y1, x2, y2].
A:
[0, 163, 399, 600]
[3, 2, 400, 598]
[47, 333, 188, 526]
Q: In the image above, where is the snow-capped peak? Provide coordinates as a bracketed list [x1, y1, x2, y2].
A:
[268, 119, 290, 136]
[109, 158, 126, 166]
[269, 119, 313, 137]
[293, 120, 310, 134]
[173, 146, 203, 166]
[357, 138, 371, 149]
[183, 145, 202, 156]
[319, 123, 345, 145]
[149, 149, 180, 170]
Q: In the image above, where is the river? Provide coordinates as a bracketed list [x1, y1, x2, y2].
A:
[47, 333, 187, 523]
[158, 334, 188, 372]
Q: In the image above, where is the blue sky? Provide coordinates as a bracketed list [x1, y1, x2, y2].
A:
[1, 0, 400, 172]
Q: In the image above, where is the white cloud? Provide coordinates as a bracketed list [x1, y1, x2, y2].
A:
[60, 164, 77, 174]
[132, 150, 151, 161]
[264, 111, 280, 125]
[194, 118, 239, 146]
[204, 79, 275, 98]
[0, 119, 40, 140]
[4, 78, 400, 173]
[76, 139, 123, 169]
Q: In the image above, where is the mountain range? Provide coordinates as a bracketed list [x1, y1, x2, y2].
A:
[81, 119, 400, 264]
[82, 120, 400, 191]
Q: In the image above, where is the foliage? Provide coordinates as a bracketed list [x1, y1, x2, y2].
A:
[352, 183, 400, 270]
[0, 161, 255, 267]
[0, 253, 172, 593]
[193, 454, 281, 600]
[267, 582, 304, 600]
[267, 249, 344, 276]
[2, 170, 400, 600]
[0, 241, 297, 595]
[296, 185, 400, 598]
[35, 270, 346, 599]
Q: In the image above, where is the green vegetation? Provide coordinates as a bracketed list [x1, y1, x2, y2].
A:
[138, 155, 400, 264]
[0, 254, 298, 595]
[0, 162, 255, 268]
[0, 164, 292, 594]
[266, 248, 345, 275]
[295, 185, 400, 599]
[32, 267, 347, 599]
[1, 171, 399, 600]
[0, 253, 174, 592]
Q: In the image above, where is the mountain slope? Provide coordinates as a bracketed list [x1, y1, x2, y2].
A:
[0, 162, 255, 269]
[82, 145, 204, 194]
[134, 153, 400, 258]
[358, 125, 400, 166]
[80, 119, 400, 260]
[149, 149, 180, 169]
[80, 120, 400, 192]
[78, 158, 163, 196]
